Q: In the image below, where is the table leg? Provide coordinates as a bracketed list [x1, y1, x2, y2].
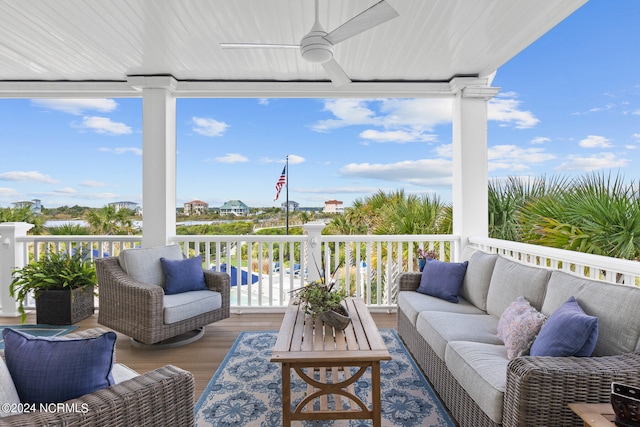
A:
[371, 361, 382, 427]
[282, 363, 291, 427]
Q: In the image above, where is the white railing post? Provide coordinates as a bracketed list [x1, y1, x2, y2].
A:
[0, 222, 34, 317]
[303, 222, 325, 282]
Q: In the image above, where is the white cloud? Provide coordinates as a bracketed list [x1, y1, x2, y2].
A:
[531, 137, 550, 144]
[0, 171, 58, 184]
[74, 116, 132, 135]
[192, 117, 229, 137]
[215, 153, 248, 163]
[287, 154, 306, 164]
[488, 145, 555, 171]
[80, 180, 107, 188]
[579, 135, 612, 148]
[0, 188, 19, 197]
[340, 158, 451, 186]
[54, 187, 77, 195]
[359, 129, 437, 143]
[633, 133, 640, 140]
[378, 98, 452, 129]
[312, 99, 380, 132]
[488, 95, 539, 129]
[556, 152, 629, 171]
[298, 186, 396, 194]
[633, 110, 640, 116]
[31, 98, 118, 115]
[258, 98, 269, 105]
[99, 147, 142, 155]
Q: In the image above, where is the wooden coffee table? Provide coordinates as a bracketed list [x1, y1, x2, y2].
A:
[271, 297, 391, 426]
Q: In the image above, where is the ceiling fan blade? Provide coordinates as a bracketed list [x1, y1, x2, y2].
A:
[322, 58, 351, 87]
[325, 1, 399, 45]
[220, 43, 299, 49]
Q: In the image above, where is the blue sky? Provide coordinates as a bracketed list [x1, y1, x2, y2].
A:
[0, 0, 638, 210]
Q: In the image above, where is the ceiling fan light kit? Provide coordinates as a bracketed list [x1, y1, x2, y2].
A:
[221, 0, 399, 86]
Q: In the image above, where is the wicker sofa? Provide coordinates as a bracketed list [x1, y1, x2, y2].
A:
[0, 328, 195, 427]
[397, 248, 640, 427]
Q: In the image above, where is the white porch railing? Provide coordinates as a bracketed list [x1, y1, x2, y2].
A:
[468, 237, 640, 286]
[2, 221, 640, 318]
[0, 222, 458, 313]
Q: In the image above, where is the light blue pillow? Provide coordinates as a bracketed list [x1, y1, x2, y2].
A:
[530, 296, 598, 357]
[2, 328, 116, 404]
[416, 259, 469, 303]
[160, 256, 208, 295]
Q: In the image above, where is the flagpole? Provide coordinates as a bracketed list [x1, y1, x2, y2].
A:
[285, 155, 289, 235]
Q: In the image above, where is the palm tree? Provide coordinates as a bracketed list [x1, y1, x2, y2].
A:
[520, 172, 640, 260]
[0, 206, 45, 234]
[84, 205, 135, 235]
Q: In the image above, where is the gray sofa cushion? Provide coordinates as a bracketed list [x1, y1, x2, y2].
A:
[445, 341, 509, 424]
[416, 311, 503, 360]
[459, 250, 499, 311]
[118, 245, 184, 289]
[163, 290, 222, 324]
[486, 257, 551, 317]
[398, 291, 485, 326]
[542, 271, 640, 356]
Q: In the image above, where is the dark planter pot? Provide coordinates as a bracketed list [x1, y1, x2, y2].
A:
[36, 286, 94, 325]
[318, 305, 351, 330]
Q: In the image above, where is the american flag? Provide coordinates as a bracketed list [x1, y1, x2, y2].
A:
[274, 166, 286, 201]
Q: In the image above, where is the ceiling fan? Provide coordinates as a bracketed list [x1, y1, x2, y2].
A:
[220, 0, 399, 87]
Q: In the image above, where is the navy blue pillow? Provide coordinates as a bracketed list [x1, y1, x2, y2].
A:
[530, 296, 599, 357]
[416, 259, 469, 303]
[3, 328, 116, 404]
[160, 256, 208, 295]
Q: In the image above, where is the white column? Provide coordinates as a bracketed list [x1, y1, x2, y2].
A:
[129, 76, 177, 248]
[450, 77, 500, 254]
[0, 222, 34, 317]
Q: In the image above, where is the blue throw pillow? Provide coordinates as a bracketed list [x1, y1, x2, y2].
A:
[2, 328, 116, 404]
[416, 259, 469, 303]
[530, 296, 599, 357]
[160, 256, 208, 295]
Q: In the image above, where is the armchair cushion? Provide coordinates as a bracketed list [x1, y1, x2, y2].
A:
[2, 328, 116, 404]
[118, 244, 183, 288]
[160, 256, 208, 295]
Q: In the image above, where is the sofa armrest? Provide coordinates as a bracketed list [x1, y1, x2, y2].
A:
[398, 272, 422, 292]
[503, 352, 640, 427]
[0, 365, 195, 427]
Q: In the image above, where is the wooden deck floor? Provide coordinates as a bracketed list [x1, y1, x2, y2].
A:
[0, 310, 397, 400]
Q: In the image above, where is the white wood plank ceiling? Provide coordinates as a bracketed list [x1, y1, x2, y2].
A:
[0, 0, 588, 97]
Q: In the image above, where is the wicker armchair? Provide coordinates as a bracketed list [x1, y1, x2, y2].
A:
[0, 328, 195, 427]
[96, 252, 230, 346]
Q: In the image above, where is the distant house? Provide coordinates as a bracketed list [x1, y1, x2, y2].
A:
[281, 200, 299, 211]
[184, 199, 209, 216]
[12, 199, 42, 214]
[323, 199, 344, 214]
[109, 201, 140, 214]
[220, 200, 250, 216]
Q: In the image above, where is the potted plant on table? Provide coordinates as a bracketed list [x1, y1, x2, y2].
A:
[291, 259, 351, 330]
[10, 247, 97, 324]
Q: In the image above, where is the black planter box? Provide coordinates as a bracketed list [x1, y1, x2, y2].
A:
[36, 286, 94, 325]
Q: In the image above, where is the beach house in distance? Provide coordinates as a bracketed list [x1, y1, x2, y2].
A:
[323, 200, 344, 214]
[220, 200, 250, 216]
[183, 200, 209, 216]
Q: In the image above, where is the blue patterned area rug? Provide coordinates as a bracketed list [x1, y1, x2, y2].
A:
[195, 329, 455, 427]
[0, 325, 79, 350]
